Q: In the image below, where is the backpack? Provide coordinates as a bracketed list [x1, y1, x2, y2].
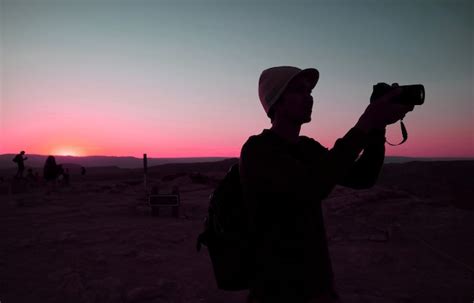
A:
[12, 155, 19, 163]
[196, 163, 251, 291]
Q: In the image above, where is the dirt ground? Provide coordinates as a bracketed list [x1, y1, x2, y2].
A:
[1, 162, 473, 303]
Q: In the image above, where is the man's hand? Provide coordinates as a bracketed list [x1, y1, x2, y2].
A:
[357, 83, 415, 131]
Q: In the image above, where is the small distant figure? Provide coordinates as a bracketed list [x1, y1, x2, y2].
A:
[57, 164, 65, 176]
[26, 168, 35, 182]
[43, 156, 61, 193]
[81, 166, 86, 176]
[56, 165, 65, 183]
[26, 168, 40, 187]
[43, 156, 61, 182]
[62, 168, 70, 186]
[171, 186, 180, 218]
[12, 151, 28, 178]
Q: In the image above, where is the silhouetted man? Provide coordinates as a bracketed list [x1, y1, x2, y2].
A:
[13, 151, 28, 178]
[239, 66, 414, 303]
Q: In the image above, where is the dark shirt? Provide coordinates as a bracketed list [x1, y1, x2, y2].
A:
[239, 127, 385, 302]
[14, 155, 26, 169]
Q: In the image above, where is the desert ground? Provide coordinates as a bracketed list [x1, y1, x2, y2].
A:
[1, 160, 473, 303]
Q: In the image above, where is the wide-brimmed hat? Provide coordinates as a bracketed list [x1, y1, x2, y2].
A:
[258, 66, 319, 117]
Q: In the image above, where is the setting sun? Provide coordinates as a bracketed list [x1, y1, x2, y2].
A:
[51, 148, 83, 157]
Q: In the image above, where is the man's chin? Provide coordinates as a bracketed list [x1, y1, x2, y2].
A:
[292, 114, 312, 125]
[302, 115, 312, 124]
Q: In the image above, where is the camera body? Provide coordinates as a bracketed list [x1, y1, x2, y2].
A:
[370, 83, 425, 105]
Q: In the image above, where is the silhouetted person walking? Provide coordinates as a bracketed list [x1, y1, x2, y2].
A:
[240, 66, 414, 303]
[13, 151, 28, 178]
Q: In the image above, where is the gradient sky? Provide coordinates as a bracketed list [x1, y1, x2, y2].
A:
[1, 0, 473, 158]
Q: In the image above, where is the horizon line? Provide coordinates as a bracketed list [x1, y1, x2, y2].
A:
[0, 153, 233, 159]
[1, 153, 474, 159]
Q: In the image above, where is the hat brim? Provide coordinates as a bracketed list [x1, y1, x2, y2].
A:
[293, 68, 319, 89]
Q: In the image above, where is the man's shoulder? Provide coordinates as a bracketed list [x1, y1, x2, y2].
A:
[240, 131, 328, 155]
[241, 131, 270, 152]
[299, 135, 328, 152]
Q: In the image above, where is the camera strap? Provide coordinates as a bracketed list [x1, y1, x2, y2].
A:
[385, 119, 408, 146]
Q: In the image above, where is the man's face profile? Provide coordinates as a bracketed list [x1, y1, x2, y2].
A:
[274, 75, 314, 125]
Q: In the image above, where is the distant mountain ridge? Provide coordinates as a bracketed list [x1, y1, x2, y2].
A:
[1, 154, 473, 169]
[0, 154, 228, 169]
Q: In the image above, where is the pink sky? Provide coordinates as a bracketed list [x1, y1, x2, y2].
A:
[1, 1, 473, 158]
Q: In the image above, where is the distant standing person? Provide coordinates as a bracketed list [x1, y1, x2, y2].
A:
[62, 168, 70, 186]
[13, 151, 28, 178]
[43, 156, 60, 182]
[81, 166, 86, 176]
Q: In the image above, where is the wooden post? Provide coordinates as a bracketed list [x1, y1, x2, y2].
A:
[143, 153, 148, 192]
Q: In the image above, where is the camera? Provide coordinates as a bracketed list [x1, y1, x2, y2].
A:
[370, 83, 425, 105]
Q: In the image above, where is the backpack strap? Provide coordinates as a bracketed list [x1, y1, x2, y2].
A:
[196, 217, 210, 252]
[196, 233, 205, 252]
